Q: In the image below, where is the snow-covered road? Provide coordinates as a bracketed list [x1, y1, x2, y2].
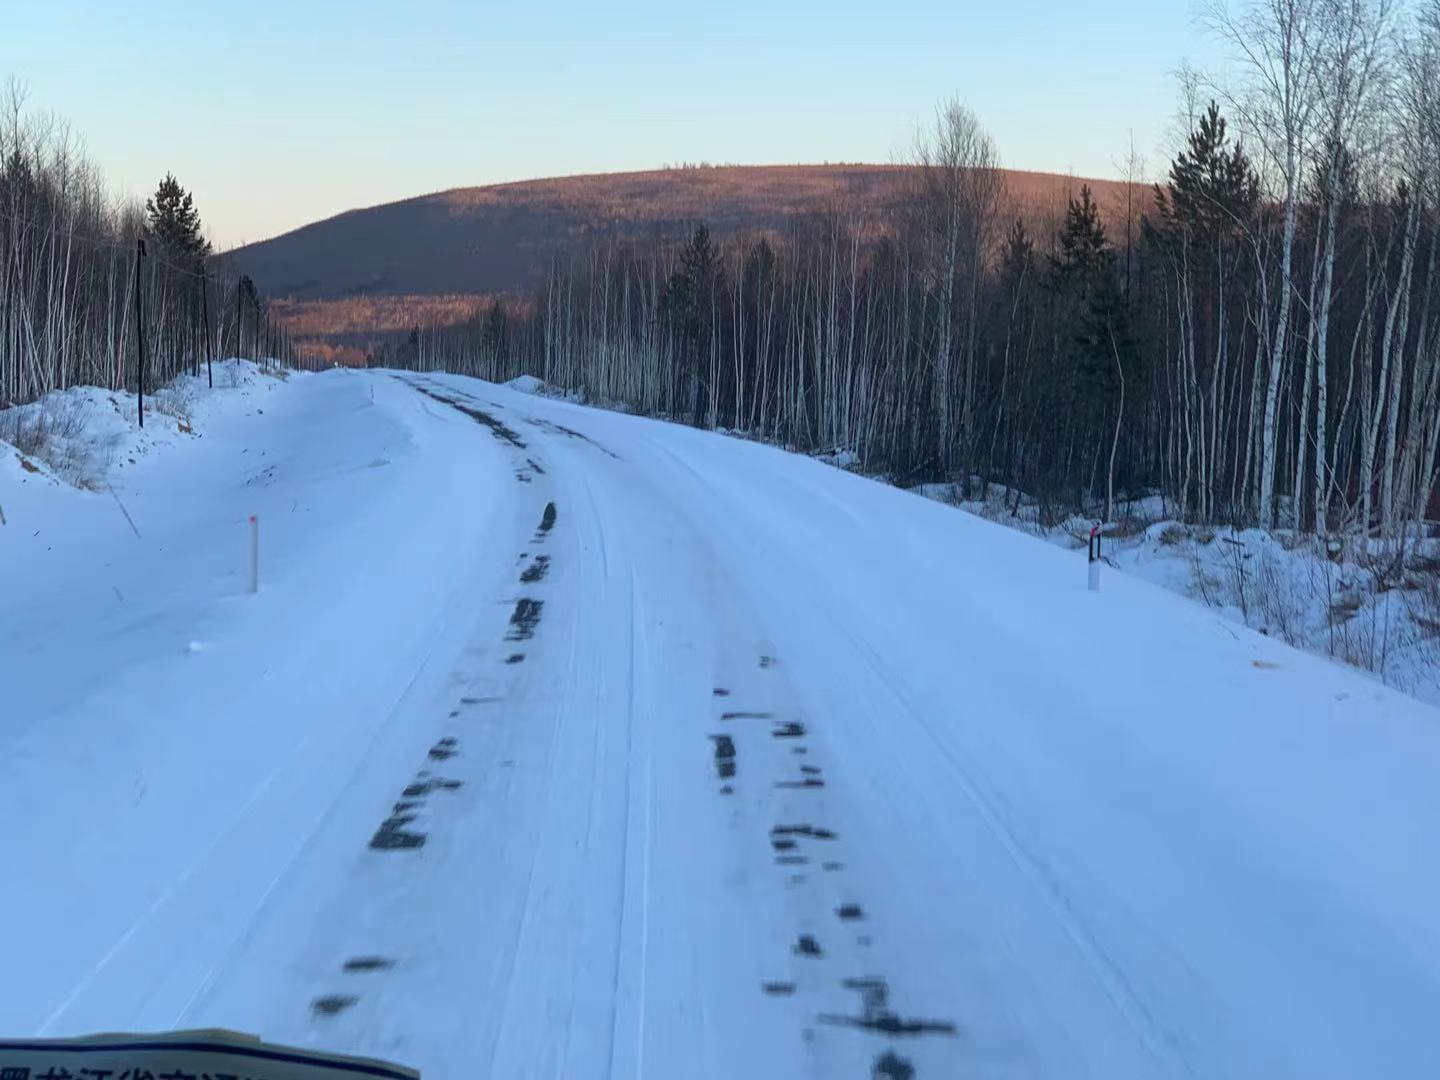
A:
[5, 368, 1440, 1079]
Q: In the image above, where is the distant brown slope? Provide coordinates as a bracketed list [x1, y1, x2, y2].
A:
[230, 165, 1137, 360]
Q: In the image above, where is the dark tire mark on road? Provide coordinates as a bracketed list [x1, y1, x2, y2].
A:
[520, 554, 551, 584]
[409, 384, 527, 448]
[762, 982, 796, 996]
[710, 734, 736, 781]
[311, 994, 358, 1017]
[721, 710, 773, 721]
[370, 813, 425, 851]
[522, 415, 619, 459]
[371, 769, 462, 851]
[873, 1051, 916, 1079]
[343, 957, 395, 973]
[772, 825, 836, 841]
[507, 597, 544, 641]
[819, 977, 957, 1037]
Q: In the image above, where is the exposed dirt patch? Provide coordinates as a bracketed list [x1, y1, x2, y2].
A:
[721, 710, 773, 721]
[837, 903, 865, 921]
[505, 653, 525, 664]
[794, 934, 823, 957]
[762, 982, 796, 996]
[536, 501, 557, 536]
[773, 721, 806, 739]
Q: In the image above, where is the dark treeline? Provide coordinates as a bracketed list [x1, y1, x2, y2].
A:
[395, 1, 1440, 554]
[0, 84, 297, 408]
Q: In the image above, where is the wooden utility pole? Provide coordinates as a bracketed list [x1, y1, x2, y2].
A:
[135, 238, 148, 428]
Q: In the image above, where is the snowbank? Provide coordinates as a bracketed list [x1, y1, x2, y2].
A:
[0, 360, 289, 491]
[921, 481, 1440, 706]
[503, 373, 546, 395]
[0, 366, 516, 1044]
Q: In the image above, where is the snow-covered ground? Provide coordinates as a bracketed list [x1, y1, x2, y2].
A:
[912, 482, 1440, 708]
[5, 366, 1440, 1078]
[500, 375, 1440, 706]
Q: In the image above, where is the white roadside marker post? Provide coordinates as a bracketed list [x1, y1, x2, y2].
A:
[1088, 522, 1102, 592]
[249, 514, 259, 594]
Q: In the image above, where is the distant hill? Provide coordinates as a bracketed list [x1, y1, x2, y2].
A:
[229, 165, 1139, 363]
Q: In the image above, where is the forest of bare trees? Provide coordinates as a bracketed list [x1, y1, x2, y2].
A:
[0, 84, 295, 411]
[393, 0, 1440, 571]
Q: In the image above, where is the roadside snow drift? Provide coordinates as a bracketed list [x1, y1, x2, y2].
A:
[4, 366, 1440, 1080]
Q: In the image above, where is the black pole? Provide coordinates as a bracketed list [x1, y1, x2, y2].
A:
[134, 238, 147, 429]
[201, 264, 214, 389]
[236, 282, 243, 361]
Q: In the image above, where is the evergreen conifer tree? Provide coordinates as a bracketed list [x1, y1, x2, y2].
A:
[145, 173, 211, 266]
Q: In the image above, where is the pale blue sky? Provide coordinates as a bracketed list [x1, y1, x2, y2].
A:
[1, 1, 1218, 248]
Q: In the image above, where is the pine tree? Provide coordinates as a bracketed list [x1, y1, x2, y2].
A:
[1150, 102, 1259, 257]
[145, 173, 211, 266]
[481, 301, 509, 371]
[664, 225, 722, 424]
[1052, 186, 1133, 405]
